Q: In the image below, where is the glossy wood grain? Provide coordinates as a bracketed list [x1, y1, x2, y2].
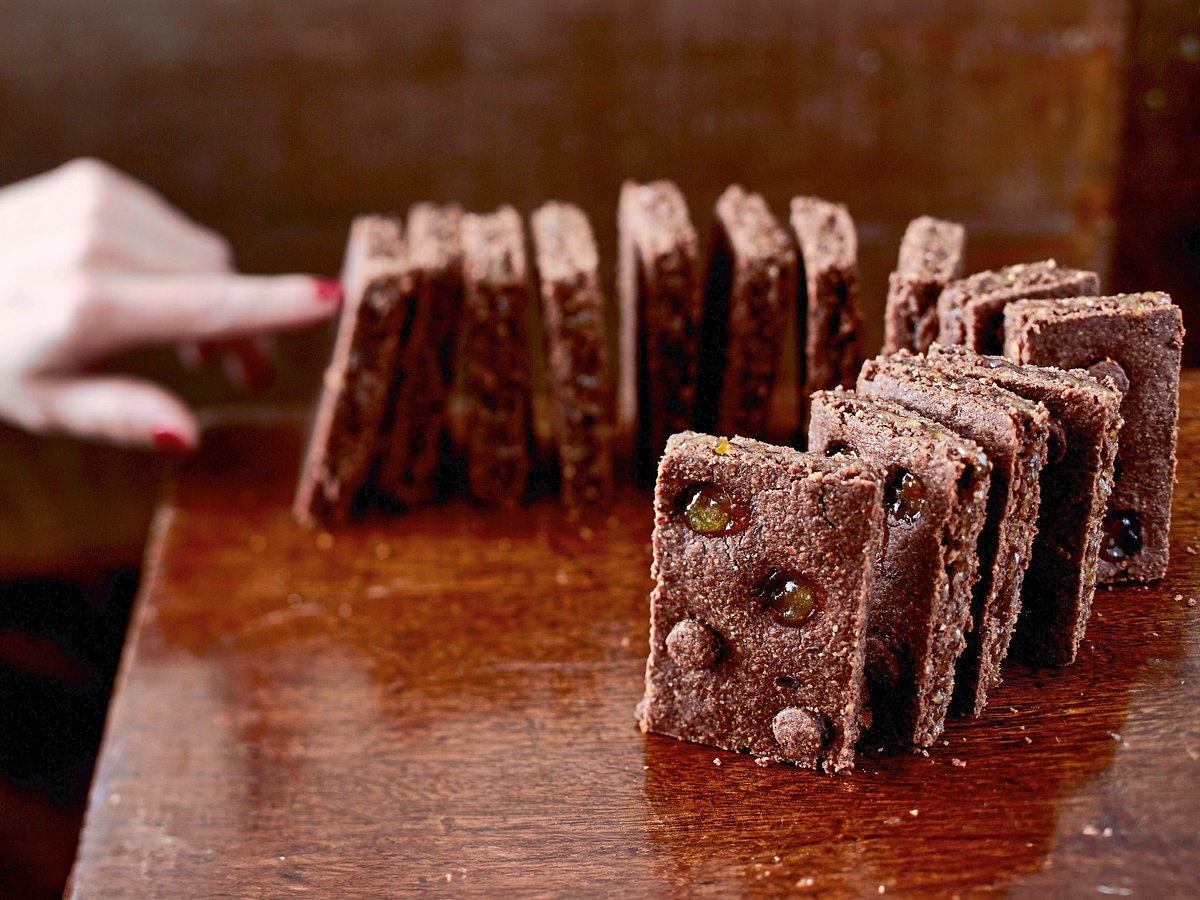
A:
[69, 375, 1200, 898]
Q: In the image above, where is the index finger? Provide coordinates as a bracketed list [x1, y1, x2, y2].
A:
[78, 272, 342, 356]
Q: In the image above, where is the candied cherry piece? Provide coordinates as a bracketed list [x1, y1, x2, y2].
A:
[886, 468, 926, 525]
[680, 483, 748, 535]
[761, 569, 823, 628]
[1100, 509, 1142, 562]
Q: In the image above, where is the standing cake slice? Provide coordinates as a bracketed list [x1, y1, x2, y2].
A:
[616, 180, 703, 480]
[791, 196, 865, 416]
[1004, 293, 1184, 582]
[936, 260, 1099, 353]
[809, 390, 991, 747]
[882, 216, 966, 354]
[694, 185, 797, 439]
[857, 355, 1050, 715]
[460, 206, 534, 507]
[294, 215, 416, 527]
[530, 201, 615, 513]
[637, 432, 884, 774]
[375, 202, 464, 507]
[927, 344, 1124, 665]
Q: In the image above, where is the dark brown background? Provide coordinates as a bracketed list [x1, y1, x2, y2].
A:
[0, 3, 1195, 894]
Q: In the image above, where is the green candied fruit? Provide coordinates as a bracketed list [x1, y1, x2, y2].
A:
[886, 468, 927, 524]
[763, 571, 822, 628]
[684, 485, 733, 534]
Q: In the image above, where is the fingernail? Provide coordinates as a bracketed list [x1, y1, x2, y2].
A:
[152, 427, 193, 457]
[315, 278, 343, 304]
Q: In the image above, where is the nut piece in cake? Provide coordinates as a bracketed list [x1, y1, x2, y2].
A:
[530, 201, 615, 513]
[375, 202, 464, 508]
[694, 185, 797, 440]
[927, 344, 1124, 664]
[1004, 292, 1184, 582]
[936, 260, 1099, 354]
[616, 180, 703, 481]
[294, 215, 416, 527]
[858, 354, 1050, 715]
[809, 389, 991, 746]
[460, 206, 534, 507]
[637, 431, 884, 773]
[882, 216, 966, 354]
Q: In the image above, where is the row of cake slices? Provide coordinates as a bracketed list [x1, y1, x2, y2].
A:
[292, 180, 1182, 593]
[637, 318, 1182, 772]
[293, 181, 879, 528]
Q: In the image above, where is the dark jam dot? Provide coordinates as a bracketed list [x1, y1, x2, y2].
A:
[681, 483, 747, 535]
[1100, 509, 1142, 562]
[886, 468, 927, 525]
[824, 442, 856, 458]
[762, 570, 823, 628]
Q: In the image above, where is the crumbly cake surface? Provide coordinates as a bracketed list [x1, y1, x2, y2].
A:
[1004, 292, 1184, 582]
[883, 216, 966, 354]
[638, 432, 884, 773]
[809, 390, 990, 746]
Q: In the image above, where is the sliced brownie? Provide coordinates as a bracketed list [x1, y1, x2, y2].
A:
[927, 344, 1124, 665]
[530, 201, 615, 513]
[460, 206, 534, 507]
[637, 432, 884, 773]
[882, 216, 966, 354]
[857, 354, 1051, 715]
[936, 260, 1099, 353]
[695, 185, 797, 438]
[616, 180, 703, 480]
[375, 202, 464, 507]
[1004, 293, 1184, 582]
[809, 390, 991, 746]
[294, 215, 417, 527]
[791, 196, 865, 414]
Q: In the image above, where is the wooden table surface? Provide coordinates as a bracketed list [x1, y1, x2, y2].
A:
[69, 376, 1200, 898]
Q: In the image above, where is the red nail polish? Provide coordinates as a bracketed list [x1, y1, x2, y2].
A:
[316, 278, 343, 304]
[152, 428, 193, 457]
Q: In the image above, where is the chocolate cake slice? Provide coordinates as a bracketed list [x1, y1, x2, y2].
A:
[936, 260, 1099, 353]
[616, 180, 703, 480]
[809, 390, 991, 747]
[460, 206, 534, 507]
[294, 215, 417, 527]
[882, 216, 966, 354]
[637, 432, 884, 773]
[857, 354, 1050, 715]
[530, 201, 615, 513]
[791, 196, 865, 414]
[927, 344, 1124, 665]
[375, 202, 464, 507]
[694, 185, 797, 439]
[1004, 293, 1184, 582]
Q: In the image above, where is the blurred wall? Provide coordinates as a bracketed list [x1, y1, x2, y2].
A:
[0, 0, 1166, 576]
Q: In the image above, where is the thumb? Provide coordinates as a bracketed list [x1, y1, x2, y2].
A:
[24, 374, 199, 453]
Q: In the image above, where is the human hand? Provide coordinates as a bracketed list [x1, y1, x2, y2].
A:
[0, 158, 341, 452]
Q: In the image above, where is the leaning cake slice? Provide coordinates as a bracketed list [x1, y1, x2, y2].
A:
[694, 185, 797, 440]
[936, 260, 1099, 353]
[530, 201, 615, 513]
[616, 180, 703, 481]
[927, 344, 1124, 664]
[460, 206, 534, 507]
[791, 196, 865, 418]
[1004, 292, 1184, 582]
[857, 354, 1050, 715]
[809, 390, 991, 747]
[637, 432, 884, 774]
[375, 202, 464, 507]
[294, 215, 416, 527]
[882, 216, 966, 354]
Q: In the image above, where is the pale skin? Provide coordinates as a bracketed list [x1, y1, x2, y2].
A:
[0, 158, 341, 452]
